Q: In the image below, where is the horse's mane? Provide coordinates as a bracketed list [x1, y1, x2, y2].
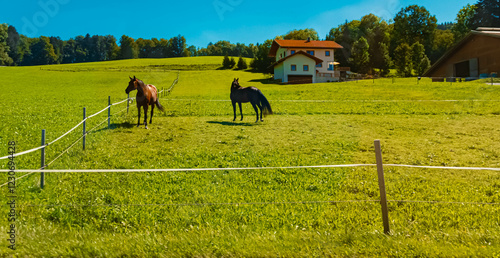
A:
[135, 79, 146, 93]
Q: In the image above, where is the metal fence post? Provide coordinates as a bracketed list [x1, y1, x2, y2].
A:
[108, 96, 111, 129]
[40, 129, 46, 189]
[127, 93, 129, 114]
[374, 140, 390, 234]
[83, 107, 86, 150]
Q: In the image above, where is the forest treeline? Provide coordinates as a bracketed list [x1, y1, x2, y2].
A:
[0, 0, 498, 77]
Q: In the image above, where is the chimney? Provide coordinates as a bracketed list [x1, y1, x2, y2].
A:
[307, 37, 311, 42]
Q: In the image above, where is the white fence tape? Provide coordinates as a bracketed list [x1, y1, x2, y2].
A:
[384, 164, 500, 171]
[162, 99, 500, 103]
[0, 164, 376, 173]
[0, 71, 179, 162]
[1, 164, 500, 174]
[0, 98, 128, 161]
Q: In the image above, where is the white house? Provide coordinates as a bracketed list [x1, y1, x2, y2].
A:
[269, 39, 343, 83]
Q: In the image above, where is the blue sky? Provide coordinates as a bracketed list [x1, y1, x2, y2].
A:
[4, 0, 475, 48]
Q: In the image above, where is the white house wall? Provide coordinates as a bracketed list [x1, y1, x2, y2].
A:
[282, 55, 317, 83]
[274, 62, 284, 82]
[282, 48, 335, 72]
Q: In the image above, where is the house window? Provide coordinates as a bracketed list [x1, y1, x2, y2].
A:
[328, 63, 334, 71]
[307, 50, 315, 56]
[316, 63, 323, 68]
[325, 51, 330, 57]
[291, 50, 295, 54]
[291, 64, 297, 71]
[303, 65, 309, 71]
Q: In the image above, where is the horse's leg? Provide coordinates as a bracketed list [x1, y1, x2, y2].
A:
[137, 106, 141, 127]
[256, 102, 264, 122]
[251, 102, 259, 123]
[238, 102, 243, 121]
[143, 105, 149, 129]
[232, 100, 237, 121]
[150, 103, 154, 124]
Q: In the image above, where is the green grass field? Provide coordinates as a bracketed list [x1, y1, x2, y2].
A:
[1, 57, 500, 256]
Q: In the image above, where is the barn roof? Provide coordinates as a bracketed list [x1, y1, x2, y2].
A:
[423, 28, 500, 76]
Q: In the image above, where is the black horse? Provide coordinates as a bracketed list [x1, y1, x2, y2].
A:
[230, 78, 273, 122]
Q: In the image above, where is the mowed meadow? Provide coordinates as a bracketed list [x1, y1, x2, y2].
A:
[1, 56, 500, 256]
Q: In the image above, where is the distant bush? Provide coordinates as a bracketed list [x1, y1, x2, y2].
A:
[236, 56, 247, 70]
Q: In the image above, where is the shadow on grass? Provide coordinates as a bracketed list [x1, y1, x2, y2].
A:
[92, 122, 136, 133]
[248, 78, 280, 85]
[207, 121, 257, 126]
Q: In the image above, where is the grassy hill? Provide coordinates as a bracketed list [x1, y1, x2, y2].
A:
[1, 57, 500, 256]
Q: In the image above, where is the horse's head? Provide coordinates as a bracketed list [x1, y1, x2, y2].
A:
[231, 78, 240, 88]
[126, 76, 138, 94]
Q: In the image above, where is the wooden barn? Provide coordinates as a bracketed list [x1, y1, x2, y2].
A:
[424, 27, 500, 80]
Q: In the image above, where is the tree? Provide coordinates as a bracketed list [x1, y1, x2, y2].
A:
[136, 38, 155, 58]
[119, 35, 138, 59]
[430, 29, 454, 62]
[411, 42, 430, 76]
[16, 35, 30, 65]
[0, 24, 13, 66]
[104, 35, 119, 60]
[378, 42, 392, 77]
[350, 37, 370, 74]
[327, 20, 362, 67]
[360, 14, 391, 74]
[237, 56, 247, 70]
[394, 43, 413, 77]
[170, 34, 186, 57]
[283, 28, 320, 40]
[250, 39, 274, 73]
[7, 25, 20, 65]
[229, 57, 236, 68]
[62, 39, 76, 63]
[453, 4, 478, 42]
[392, 5, 437, 56]
[187, 45, 197, 57]
[472, 0, 500, 28]
[22, 36, 57, 65]
[49, 36, 64, 64]
[327, 14, 391, 72]
[222, 54, 231, 69]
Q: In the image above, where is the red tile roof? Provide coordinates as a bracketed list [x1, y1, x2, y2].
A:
[269, 39, 343, 57]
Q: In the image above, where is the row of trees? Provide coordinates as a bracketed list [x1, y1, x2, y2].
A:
[0, 24, 190, 66]
[0, 0, 498, 77]
[326, 0, 498, 76]
[222, 55, 248, 70]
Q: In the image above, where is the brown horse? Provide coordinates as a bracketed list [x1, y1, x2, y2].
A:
[230, 78, 273, 122]
[125, 76, 164, 129]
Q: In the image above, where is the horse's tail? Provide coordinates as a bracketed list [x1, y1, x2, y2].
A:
[258, 91, 273, 115]
[156, 98, 165, 112]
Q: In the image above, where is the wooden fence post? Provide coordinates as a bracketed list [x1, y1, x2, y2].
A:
[374, 140, 390, 234]
[83, 107, 86, 150]
[40, 129, 46, 189]
[108, 96, 111, 129]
